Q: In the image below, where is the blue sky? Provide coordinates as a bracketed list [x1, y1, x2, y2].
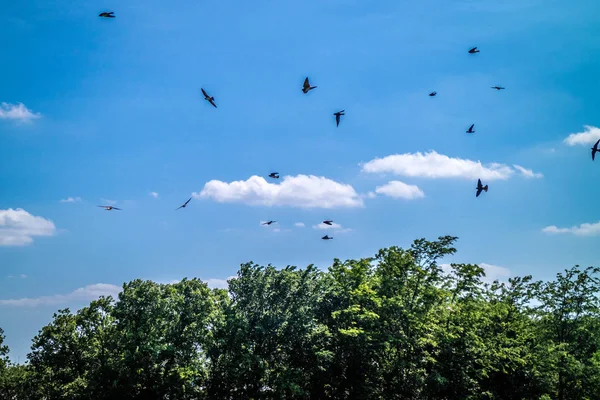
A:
[1, 0, 600, 361]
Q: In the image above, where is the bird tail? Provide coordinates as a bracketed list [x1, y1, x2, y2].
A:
[483, 185, 488, 192]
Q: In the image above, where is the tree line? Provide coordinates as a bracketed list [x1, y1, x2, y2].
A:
[1, 236, 599, 399]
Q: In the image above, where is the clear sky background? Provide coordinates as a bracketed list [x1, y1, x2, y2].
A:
[1, 0, 599, 361]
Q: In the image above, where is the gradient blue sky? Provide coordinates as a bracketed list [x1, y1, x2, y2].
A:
[1, 0, 599, 361]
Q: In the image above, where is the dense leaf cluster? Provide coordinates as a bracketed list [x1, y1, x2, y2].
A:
[1, 236, 599, 399]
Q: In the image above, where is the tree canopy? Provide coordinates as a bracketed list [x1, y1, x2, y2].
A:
[1, 236, 599, 399]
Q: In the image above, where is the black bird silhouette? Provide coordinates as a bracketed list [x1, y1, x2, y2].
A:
[262, 220, 277, 225]
[98, 205, 121, 211]
[99, 12, 115, 18]
[491, 86, 505, 90]
[333, 110, 345, 127]
[201, 88, 217, 108]
[322, 235, 333, 240]
[175, 197, 192, 210]
[429, 91, 437, 97]
[476, 179, 489, 198]
[466, 124, 475, 134]
[302, 77, 317, 94]
[268, 172, 280, 179]
[592, 139, 600, 161]
[468, 47, 480, 54]
[323, 220, 334, 226]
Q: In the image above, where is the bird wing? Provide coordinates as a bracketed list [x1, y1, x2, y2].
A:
[113, 207, 122, 210]
[477, 179, 482, 188]
[303, 78, 310, 89]
[595, 139, 600, 149]
[336, 114, 340, 126]
[593, 150, 596, 161]
[175, 205, 183, 210]
[184, 197, 192, 206]
[201, 88, 209, 97]
[476, 188, 482, 197]
[209, 98, 217, 108]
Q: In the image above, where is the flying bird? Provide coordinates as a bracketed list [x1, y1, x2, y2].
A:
[333, 110, 345, 127]
[466, 124, 475, 134]
[468, 47, 480, 54]
[175, 197, 192, 210]
[201, 88, 217, 108]
[99, 12, 115, 18]
[491, 86, 505, 90]
[476, 179, 489, 198]
[268, 172, 280, 179]
[98, 205, 121, 211]
[322, 220, 334, 226]
[322, 235, 333, 240]
[302, 77, 317, 94]
[429, 91, 437, 97]
[592, 139, 600, 161]
[262, 221, 277, 225]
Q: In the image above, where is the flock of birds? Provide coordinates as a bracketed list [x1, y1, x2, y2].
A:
[95, 12, 600, 240]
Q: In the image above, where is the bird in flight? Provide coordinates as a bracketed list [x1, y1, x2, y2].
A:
[98, 205, 121, 211]
[322, 235, 333, 240]
[491, 86, 505, 90]
[476, 179, 489, 198]
[262, 220, 277, 225]
[466, 124, 475, 134]
[175, 197, 192, 210]
[302, 77, 317, 94]
[468, 47, 480, 54]
[201, 88, 217, 108]
[592, 139, 600, 161]
[333, 110, 345, 127]
[268, 172, 280, 179]
[322, 220, 334, 226]
[99, 12, 115, 18]
[429, 91, 437, 97]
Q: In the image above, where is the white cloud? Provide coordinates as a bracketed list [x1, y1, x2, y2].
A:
[194, 174, 364, 209]
[0, 208, 56, 246]
[0, 102, 41, 122]
[60, 197, 82, 203]
[542, 221, 600, 236]
[360, 151, 536, 181]
[374, 180, 425, 199]
[512, 165, 543, 179]
[149, 192, 159, 198]
[563, 125, 600, 146]
[294, 222, 305, 227]
[20, 274, 28, 279]
[312, 222, 352, 233]
[441, 263, 511, 283]
[0, 283, 121, 307]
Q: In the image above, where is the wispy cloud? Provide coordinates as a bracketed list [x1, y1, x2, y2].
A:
[0, 208, 56, 246]
[312, 222, 352, 233]
[194, 174, 364, 209]
[374, 180, 425, 199]
[60, 197, 82, 203]
[294, 222, 305, 227]
[563, 125, 600, 146]
[441, 263, 511, 283]
[542, 221, 600, 236]
[512, 165, 543, 179]
[361, 151, 540, 181]
[100, 198, 117, 205]
[0, 283, 121, 307]
[7, 274, 28, 279]
[149, 192, 159, 198]
[0, 102, 41, 122]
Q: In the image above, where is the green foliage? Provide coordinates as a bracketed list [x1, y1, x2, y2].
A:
[1, 236, 598, 399]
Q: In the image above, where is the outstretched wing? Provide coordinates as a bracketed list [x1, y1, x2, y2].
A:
[208, 98, 217, 108]
[201, 88, 209, 97]
[303, 77, 310, 89]
[476, 188, 482, 197]
[184, 197, 192, 206]
[112, 207, 122, 210]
